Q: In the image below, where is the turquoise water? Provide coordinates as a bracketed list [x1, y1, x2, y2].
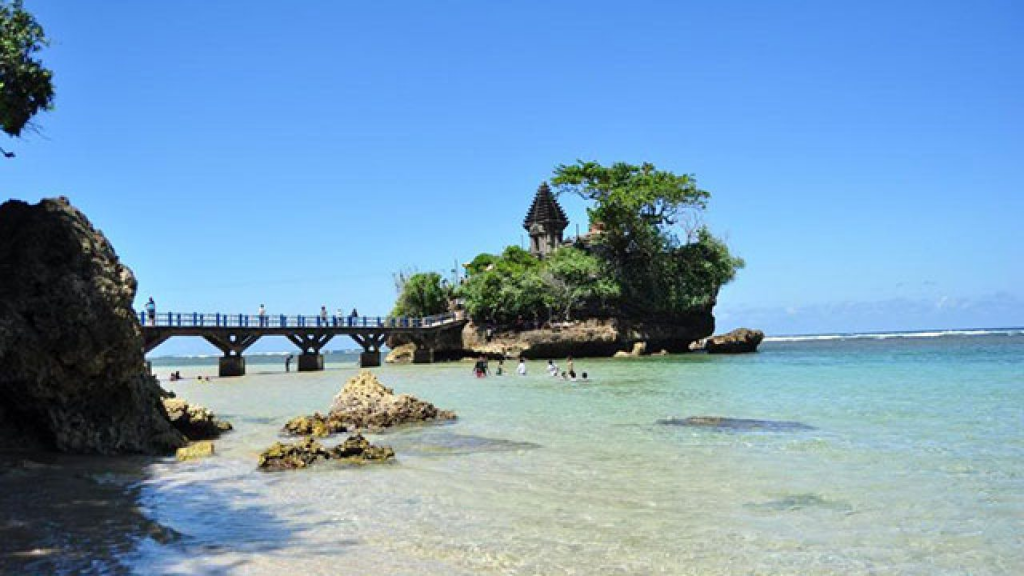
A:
[5, 332, 1024, 574]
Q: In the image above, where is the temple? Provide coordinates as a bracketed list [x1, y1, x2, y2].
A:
[523, 182, 569, 258]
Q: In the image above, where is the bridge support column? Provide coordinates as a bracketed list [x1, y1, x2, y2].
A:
[219, 355, 246, 377]
[286, 332, 333, 373]
[413, 348, 434, 364]
[298, 353, 324, 372]
[351, 332, 387, 368]
[360, 351, 381, 367]
[202, 331, 261, 378]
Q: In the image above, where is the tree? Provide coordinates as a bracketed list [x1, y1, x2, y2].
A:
[391, 272, 449, 318]
[0, 0, 54, 156]
[541, 246, 618, 320]
[551, 160, 742, 315]
[457, 246, 550, 324]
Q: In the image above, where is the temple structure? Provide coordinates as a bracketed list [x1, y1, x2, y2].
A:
[523, 182, 569, 258]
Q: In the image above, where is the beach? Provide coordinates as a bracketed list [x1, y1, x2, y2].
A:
[2, 330, 1022, 574]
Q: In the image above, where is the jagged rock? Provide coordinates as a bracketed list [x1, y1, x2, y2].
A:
[176, 441, 215, 461]
[258, 433, 394, 471]
[283, 412, 345, 437]
[162, 398, 233, 441]
[326, 371, 456, 430]
[385, 343, 416, 364]
[705, 328, 764, 354]
[0, 198, 185, 454]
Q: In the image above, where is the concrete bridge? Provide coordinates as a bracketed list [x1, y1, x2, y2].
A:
[139, 311, 466, 376]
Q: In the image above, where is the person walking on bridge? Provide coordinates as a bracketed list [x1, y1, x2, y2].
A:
[258, 304, 267, 327]
[320, 306, 329, 327]
[145, 297, 156, 326]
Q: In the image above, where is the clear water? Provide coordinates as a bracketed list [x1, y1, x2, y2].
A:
[3, 333, 1023, 574]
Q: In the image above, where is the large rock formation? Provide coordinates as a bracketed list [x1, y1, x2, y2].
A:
[327, 371, 457, 430]
[0, 197, 185, 454]
[704, 328, 765, 354]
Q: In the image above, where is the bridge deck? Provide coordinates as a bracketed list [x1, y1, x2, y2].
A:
[139, 311, 466, 374]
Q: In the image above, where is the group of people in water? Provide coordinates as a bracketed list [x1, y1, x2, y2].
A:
[472, 355, 589, 382]
[167, 371, 211, 382]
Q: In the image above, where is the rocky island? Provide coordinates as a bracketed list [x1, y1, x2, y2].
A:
[387, 162, 749, 361]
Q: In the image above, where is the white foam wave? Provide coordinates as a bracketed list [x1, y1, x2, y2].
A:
[765, 328, 1024, 343]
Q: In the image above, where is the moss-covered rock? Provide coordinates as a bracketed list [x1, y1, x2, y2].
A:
[176, 440, 215, 461]
[258, 433, 394, 471]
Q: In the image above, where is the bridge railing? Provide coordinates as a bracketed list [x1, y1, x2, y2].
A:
[137, 311, 463, 329]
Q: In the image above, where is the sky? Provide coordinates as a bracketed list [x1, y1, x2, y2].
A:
[4, 1, 1023, 355]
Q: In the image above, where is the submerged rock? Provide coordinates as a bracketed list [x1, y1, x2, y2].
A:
[176, 441, 215, 461]
[325, 371, 456, 431]
[0, 197, 185, 454]
[705, 328, 764, 354]
[283, 412, 345, 437]
[258, 434, 394, 471]
[657, 416, 814, 431]
[162, 398, 233, 441]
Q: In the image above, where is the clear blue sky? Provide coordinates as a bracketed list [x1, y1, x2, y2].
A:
[5, 1, 1023, 354]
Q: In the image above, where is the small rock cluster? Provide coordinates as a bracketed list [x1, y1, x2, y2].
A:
[283, 412, 346, 437]
[162, 397, 233, 440]
[258, 434, 394, 471]
[283, 371, 456, 436]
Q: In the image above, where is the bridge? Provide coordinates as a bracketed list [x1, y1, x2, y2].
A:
[139, 311, 466, 376]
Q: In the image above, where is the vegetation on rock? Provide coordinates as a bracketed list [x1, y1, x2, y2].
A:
[420, 161, 743, 325]
[391, 271, 450, 318]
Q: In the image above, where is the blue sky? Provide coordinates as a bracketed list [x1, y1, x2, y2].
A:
[4, 1, 1023, 354]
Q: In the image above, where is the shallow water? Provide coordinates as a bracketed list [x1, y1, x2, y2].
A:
[3, 333, 1023, 574]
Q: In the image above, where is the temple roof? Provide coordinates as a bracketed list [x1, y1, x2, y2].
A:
[523, 182, 568, 230]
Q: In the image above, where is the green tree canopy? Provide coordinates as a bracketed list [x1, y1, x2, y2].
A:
[391, 272, 449, 318]
[551, 160, 742, 316]
[1, 0, 54, 141]
[541, 246, 619, 320]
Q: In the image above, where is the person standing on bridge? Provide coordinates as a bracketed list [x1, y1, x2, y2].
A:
[145, 297, 156, 326]
[320, 306, 328, 327]
[258, 304, 267, 327]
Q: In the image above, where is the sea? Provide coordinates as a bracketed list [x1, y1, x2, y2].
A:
[2, 329, 1022, 575]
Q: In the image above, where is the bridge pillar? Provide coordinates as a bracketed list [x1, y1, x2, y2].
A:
[298, 353, 324, 372]
[359, 351, 381, 367]
[412, 348, 434, 364]
[219, 355, 246, 377]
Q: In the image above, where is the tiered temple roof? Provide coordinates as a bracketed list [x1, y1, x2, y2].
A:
[522, 182, 568, 230]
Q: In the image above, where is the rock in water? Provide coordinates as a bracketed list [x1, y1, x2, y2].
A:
[705, 328, 765, 354]
[176, 440, 215, 461]
[283, 412, 345, 437]
[0, 197, 185, 454]
[326, 371, 456, 430]
[162, 398, 233, 441]
[384, 343, 416, 364]
[258, 433, 394, 471]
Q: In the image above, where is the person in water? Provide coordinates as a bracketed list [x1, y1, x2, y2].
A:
[569, 370, 577, 381]
[496, 359, 504, 376]
[473, 356, 489, 378]
[580, 372, 589, 381]
[517, 358, 527, 375]
[547, 360, 559, 377]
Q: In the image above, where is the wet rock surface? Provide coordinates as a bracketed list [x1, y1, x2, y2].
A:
[162, 398, 232, 441]
[0, 197, 185, 454]
[324, 371, 456, 432]
[175, 440, 215, 461]
[704, 328, 764, 354]
[657, 416, 814, 431]
[258, 434, 394, 471]
[384, 343, 416, 364]
[283, 412, 346, 437]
